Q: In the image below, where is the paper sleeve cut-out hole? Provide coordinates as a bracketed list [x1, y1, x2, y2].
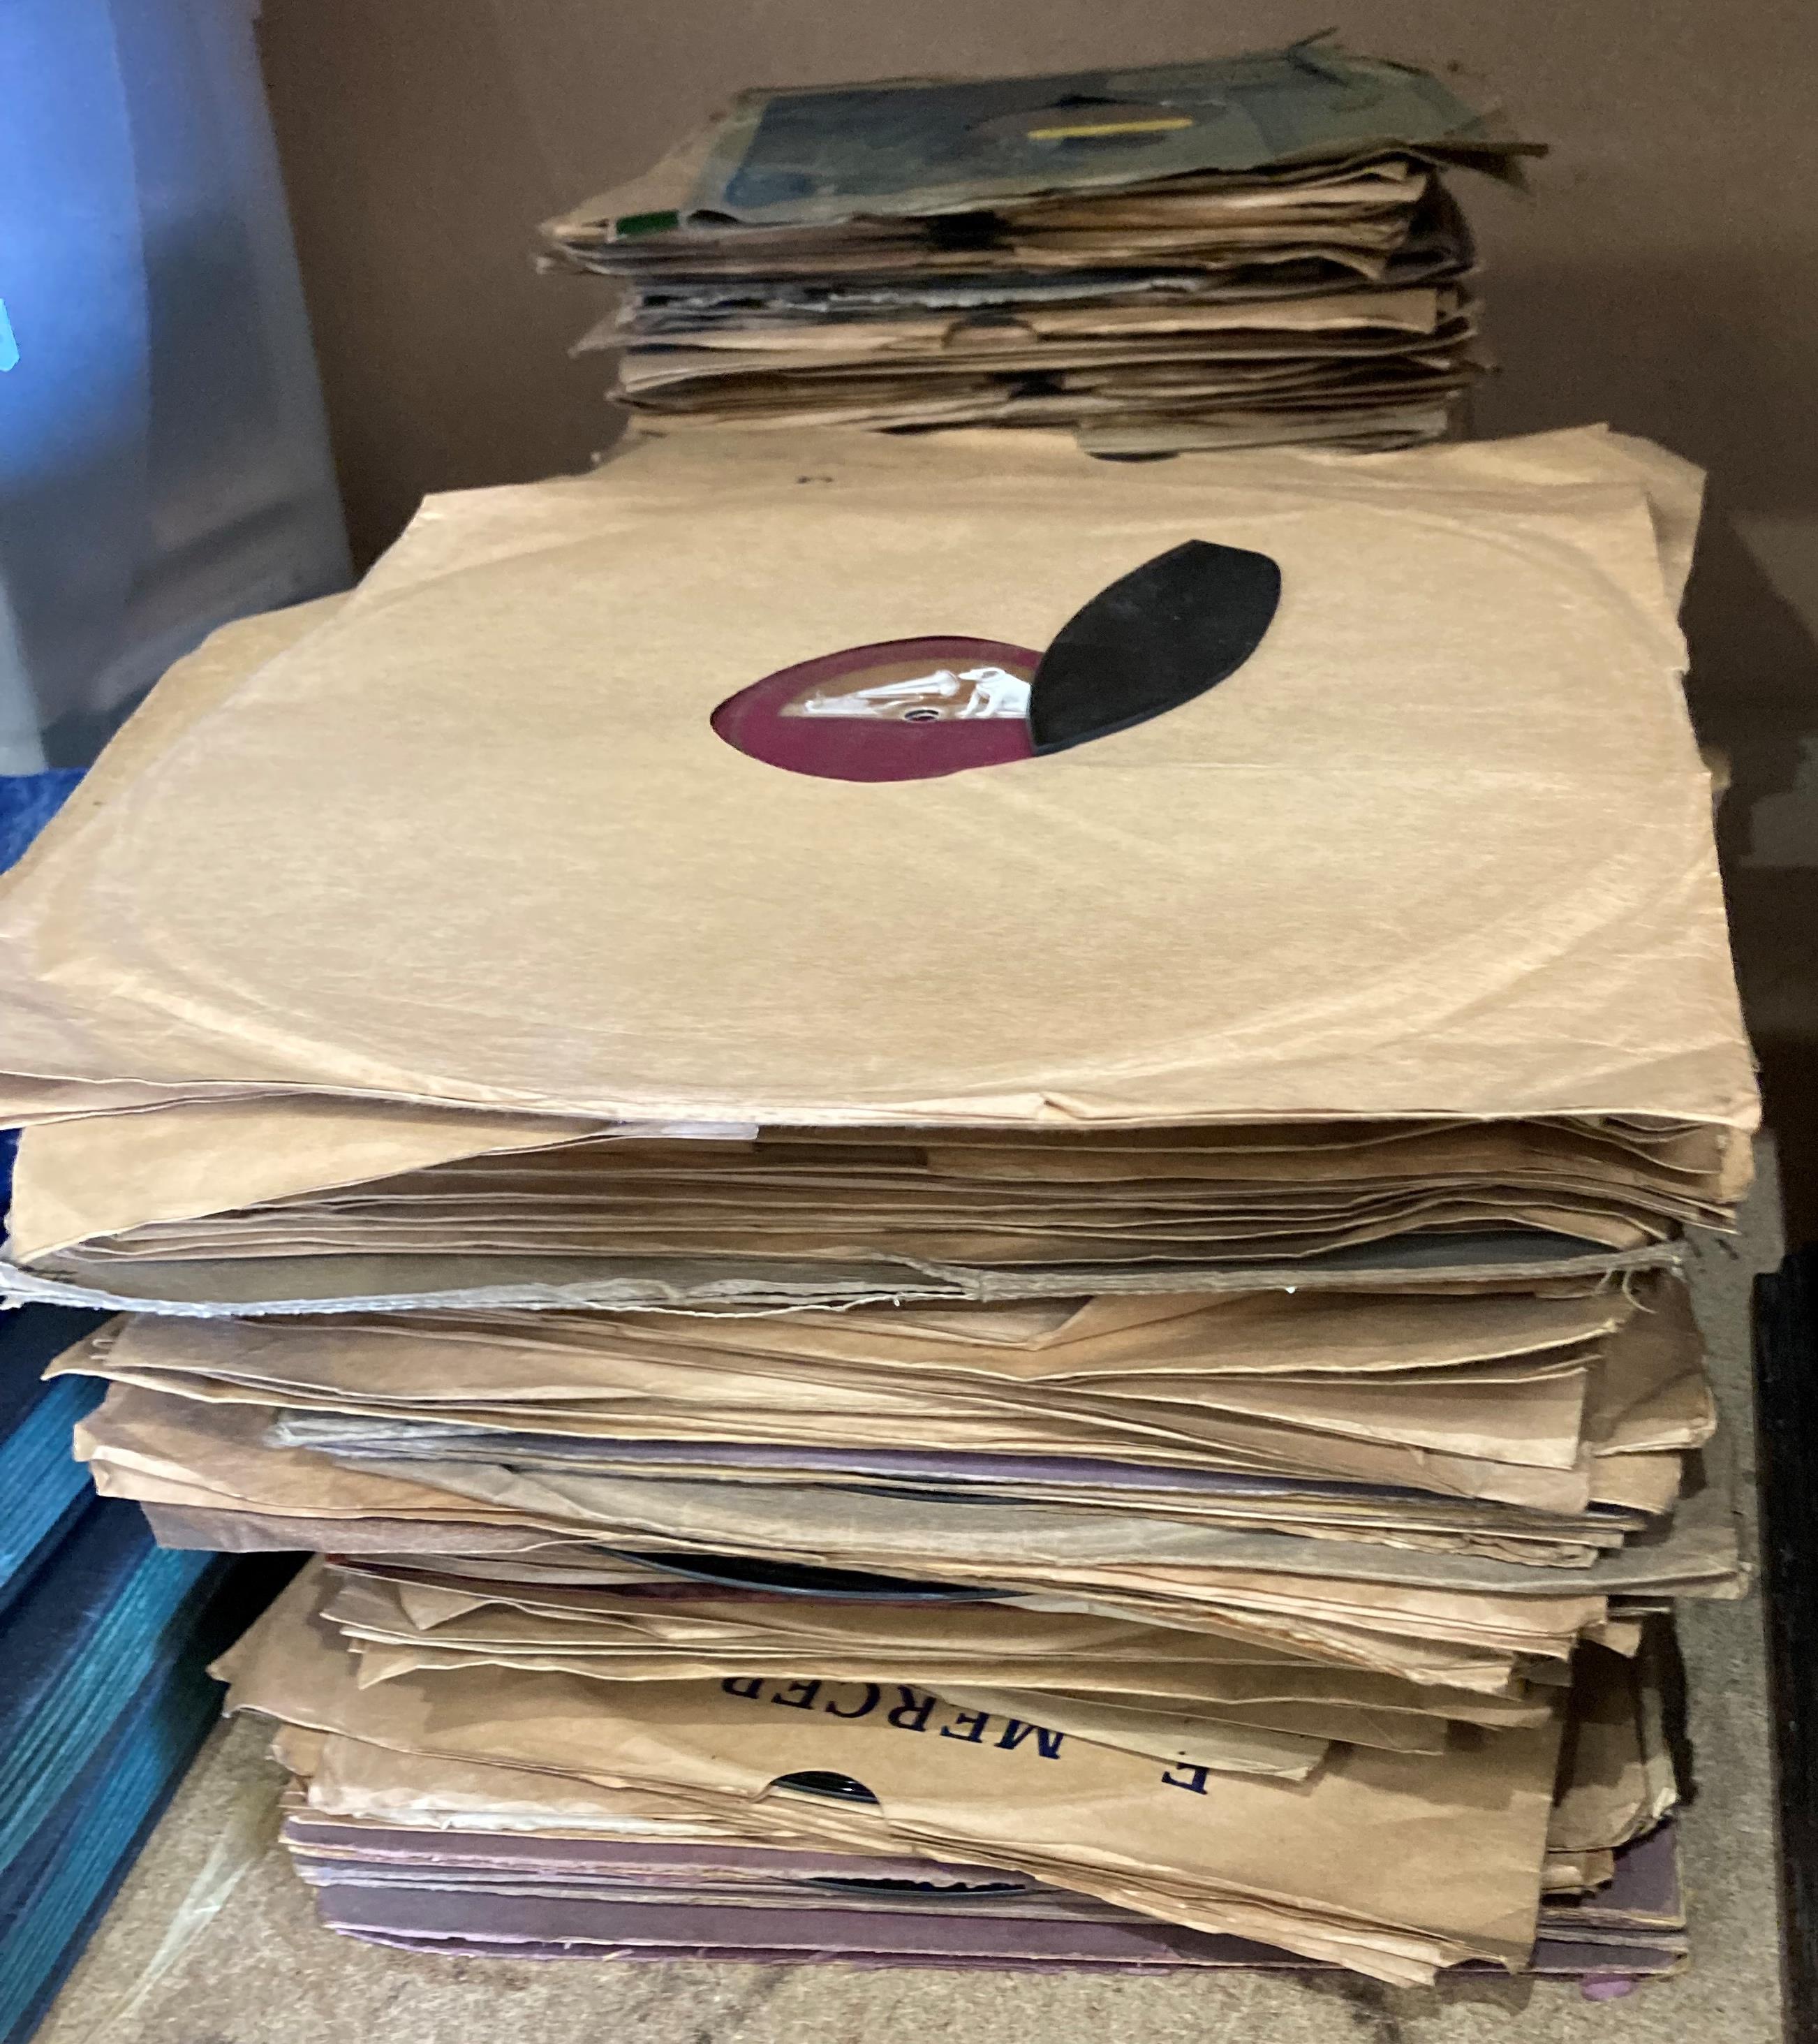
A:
[709, 543, 1280, 780]
[769, 1772, 882, 1807]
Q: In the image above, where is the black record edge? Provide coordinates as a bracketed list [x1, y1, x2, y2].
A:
[1026, 539, 1280, 756]
[1753, 1242, 1818, 2044]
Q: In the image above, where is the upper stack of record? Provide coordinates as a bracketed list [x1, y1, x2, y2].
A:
[0, 425, 1752, 1311]
[540, 41, 1536, 452]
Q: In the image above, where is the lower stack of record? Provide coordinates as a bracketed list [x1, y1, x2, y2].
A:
[57, 1253, 1732, 1990]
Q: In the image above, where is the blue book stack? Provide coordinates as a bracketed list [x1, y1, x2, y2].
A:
[0, 772, 290, 2043]
[0, 1306, 108, 1612]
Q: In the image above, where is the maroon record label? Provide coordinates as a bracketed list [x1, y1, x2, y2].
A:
[711, 637, 1040, 783]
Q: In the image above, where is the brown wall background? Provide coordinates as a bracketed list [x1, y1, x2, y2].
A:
[254, 0, 1818, 1231]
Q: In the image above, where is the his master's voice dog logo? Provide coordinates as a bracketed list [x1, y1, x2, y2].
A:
[711, 540, 1281, 783]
